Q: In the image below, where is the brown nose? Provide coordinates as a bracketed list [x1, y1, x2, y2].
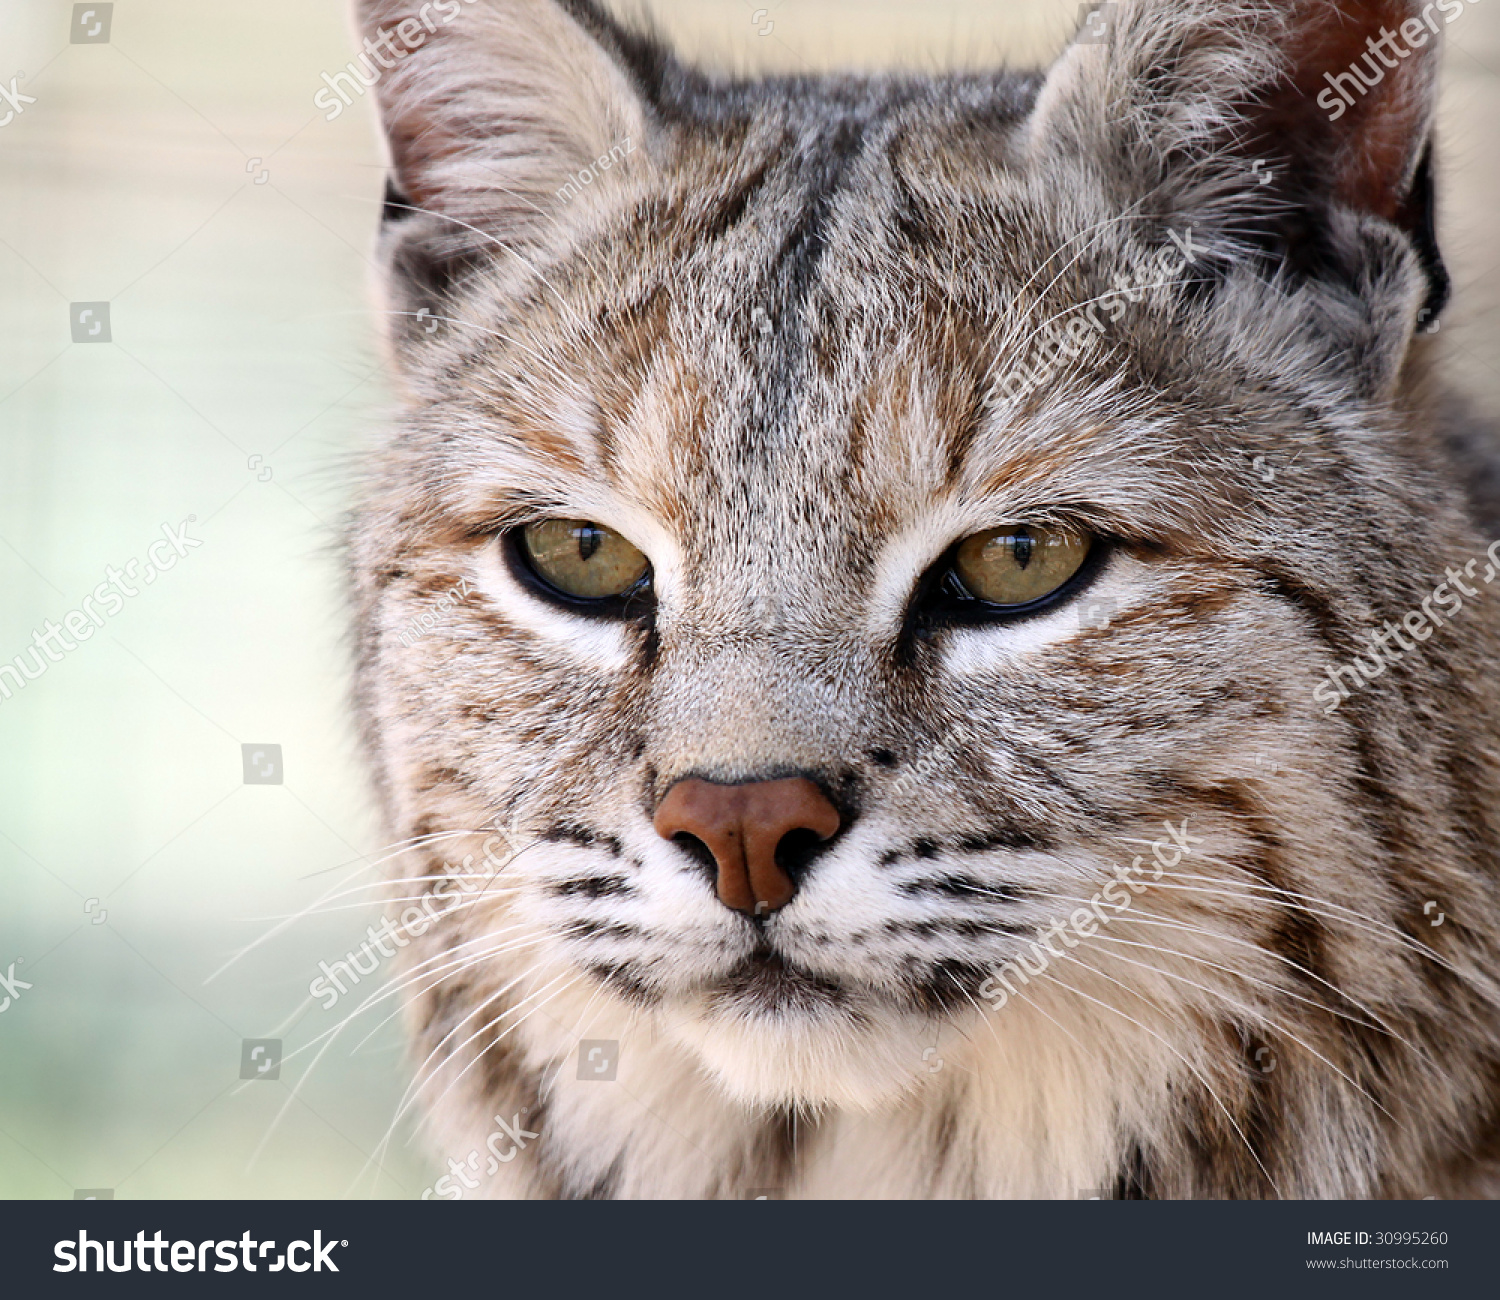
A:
[653, 777, 841, 915]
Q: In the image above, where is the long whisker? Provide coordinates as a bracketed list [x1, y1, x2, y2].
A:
[1038, 960, 1282, 1197]
[378, 936, 583, 1132]
[203, 829, 495, 984]
[987, 204, 1164, 366]
[344, 929, 562, 1058]
[311, 930, 580, 1188]
[376, 310, 577, 388]
[1076, 917, 1422, 1057]
[273, 885, 529, 921]
[1115, 849, 1439, 953]
[356, 943, 578, 1192]
[1152, 863, 1489, 995]
[253, 926, 556, 1110]
[297, 828, 492, 882]
[979, 970, 1094, 1056]
[1004, 885, 1435, 1069]
[993, 204, 1159, 334]
[1067, 929, 1398, 1125]
[404, 970, 585, 1137]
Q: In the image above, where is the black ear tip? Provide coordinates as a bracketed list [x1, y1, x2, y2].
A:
[1420, 258, 1451, 325]
[1403, 143, 1450, 324]
[382, 176, 415, 227]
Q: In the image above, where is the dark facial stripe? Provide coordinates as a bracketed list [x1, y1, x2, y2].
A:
[549, 875, 633, 899]
[584, 961, 658, 1007]
[903, 958, 994, 1014]
[1138, 772, 1335, 999]
[883, 917, 1030, 940]
[898, 876, 1027, 904]
[751, 117, 872, 442]
[570, 920, 641, 941]
[542, 824, 624, 856]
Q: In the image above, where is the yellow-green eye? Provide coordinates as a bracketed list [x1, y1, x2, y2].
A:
[952, 525, 1091, 607]
[520, 519, 649, 600]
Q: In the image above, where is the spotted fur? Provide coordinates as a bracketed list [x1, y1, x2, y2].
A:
[349, 0, 1500, 1198]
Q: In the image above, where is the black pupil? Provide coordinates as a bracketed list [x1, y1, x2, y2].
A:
[576, 524, 603, 562]
[1011, 528, 1033, 571]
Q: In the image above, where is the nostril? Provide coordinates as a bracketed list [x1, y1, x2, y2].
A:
[670, 831, 718, 880]
[774, 827, 828, 882]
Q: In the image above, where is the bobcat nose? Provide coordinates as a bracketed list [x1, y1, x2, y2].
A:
[653, 777, 841, 915]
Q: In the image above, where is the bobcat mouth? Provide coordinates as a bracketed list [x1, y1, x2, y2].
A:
[711, 948, 848, 1014]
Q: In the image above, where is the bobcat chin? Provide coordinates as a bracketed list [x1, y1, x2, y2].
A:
[349, 0, 1500, 1198]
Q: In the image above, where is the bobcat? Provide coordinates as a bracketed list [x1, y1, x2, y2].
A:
[348, 0, 1500, 1198]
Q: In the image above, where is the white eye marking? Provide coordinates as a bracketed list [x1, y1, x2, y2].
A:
[865, 515, 971, 636]
[940, 556, 1133, 675]
[475, 547, 635, 670]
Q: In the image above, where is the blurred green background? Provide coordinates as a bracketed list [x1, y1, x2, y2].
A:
[1, 0, 1497, 1199]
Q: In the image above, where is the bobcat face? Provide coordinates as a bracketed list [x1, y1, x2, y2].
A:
[362, 125, 1250, 1108]
[352, 0, 1500, 1197]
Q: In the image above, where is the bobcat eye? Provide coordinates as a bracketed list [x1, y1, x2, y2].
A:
[517, 519, 650, 601]
[948, 525, 1092, 608]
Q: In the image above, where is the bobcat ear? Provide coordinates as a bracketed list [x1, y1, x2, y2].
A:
[357, 0, 653, 265]
[1028, 0, 1449, 325]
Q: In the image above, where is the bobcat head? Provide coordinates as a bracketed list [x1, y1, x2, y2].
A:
[349, 0, 1500, 1198]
